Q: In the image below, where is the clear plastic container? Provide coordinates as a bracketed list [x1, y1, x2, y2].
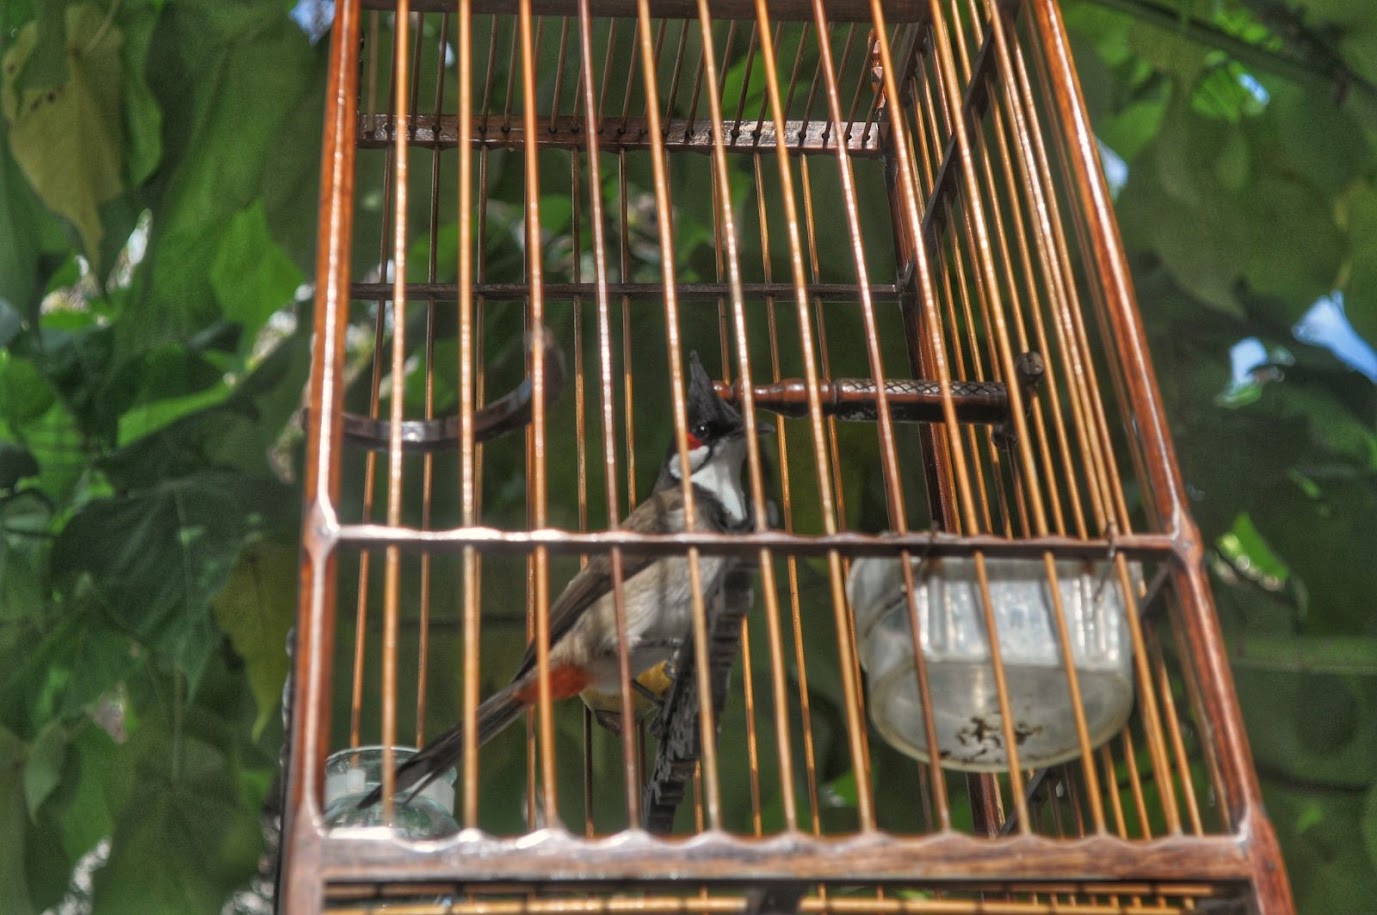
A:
[322, 745, 459, 837]
[848, 556, 1137, 771]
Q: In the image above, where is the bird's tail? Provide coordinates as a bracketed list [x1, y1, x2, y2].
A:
[355, 680, 527, 810]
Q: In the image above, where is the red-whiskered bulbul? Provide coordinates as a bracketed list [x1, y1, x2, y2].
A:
[359, 352, 766, 808]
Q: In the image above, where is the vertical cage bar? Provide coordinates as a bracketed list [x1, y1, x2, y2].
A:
[515, 0, 559, 824]
[457, 0, 482, 830]
[378, 0, 414, 821]
[282, 0, 362, 908]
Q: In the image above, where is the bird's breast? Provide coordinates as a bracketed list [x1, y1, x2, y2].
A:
[560, 553, 732, 693]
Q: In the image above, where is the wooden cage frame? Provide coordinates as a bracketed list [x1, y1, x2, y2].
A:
[282, 0, 1294, 912]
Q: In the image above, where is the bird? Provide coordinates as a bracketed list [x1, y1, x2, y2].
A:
[359, 351, 767, 808]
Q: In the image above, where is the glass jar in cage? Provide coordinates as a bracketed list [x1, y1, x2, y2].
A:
[848, 556, 1139, 771]
[322, 746, 459, 838]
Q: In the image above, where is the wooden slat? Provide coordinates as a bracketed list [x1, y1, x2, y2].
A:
[359, 0, 928, 23]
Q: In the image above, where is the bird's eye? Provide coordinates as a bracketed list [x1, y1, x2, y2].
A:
[693, 422, 712, 441]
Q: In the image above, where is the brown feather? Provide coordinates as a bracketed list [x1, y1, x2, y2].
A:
[509, 484, 733, 683]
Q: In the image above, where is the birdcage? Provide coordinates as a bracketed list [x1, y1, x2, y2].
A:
[282, 0, 1294, 913]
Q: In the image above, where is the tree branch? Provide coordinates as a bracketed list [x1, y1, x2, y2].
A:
[1084, 0, 1377, 107]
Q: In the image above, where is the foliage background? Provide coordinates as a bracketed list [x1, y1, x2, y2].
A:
[1, 0, 1374, 911]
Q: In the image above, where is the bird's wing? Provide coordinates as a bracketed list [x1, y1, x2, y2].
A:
[510, 487, 688, 682]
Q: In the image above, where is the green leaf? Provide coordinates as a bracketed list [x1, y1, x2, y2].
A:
[0, 606, 137, 729]
[0, 300, 22, 349]
[8, 400, 89, 508]
[1122, 89, 1348, 321]
[1063, 1, 1136, 68]
[1240, 176, 1345, 309]
[119, 0, 162, 187]
[1235, 636, 1377, 787]
[56, 724, 123, 863]
[0, 351, 57, 429]
[0, 125, 65, 316]
[1262, 779, 1377, 914]
[0, 441, 40, 492]
[0, 714, 65, 912]
[1365, 781, 1377, 874]
[1127, 20, 1207, 83]
[1295, 0, 1377, 88]
[109, 337, 236, 448]
[38, 322, 118, 444]
[1116, 103, 1253, 317]
[821, 769, 858, 809]
[1, 4, 127, 273]
[212, 541, 296, 739]
[0, 489, 51, 623]
[131, 222, 224, 351]
[91, 724, 263, 913]
[1271, 84, 1369, 196]
[1151, 341, 1310, 543]
[1212, 129, 1250, 192]
[399, 335, 460, 415]
[408, 221, 461, 285]
[1098, 96, 1169, 162]
[26, 2, 72, 88]
[23, 720, 66, 820]
[52, 618, 137, 721]
[0, 724, 40, 915]
[1251, 476, 1377, 635]
[102, 400, 258, 487]
[100, 328, 311, 488]
[214, 323, 313, 471]
[125, 0, 324, 352]
[1217, 511, 1289, 588]
[1257, 378, 1377, 470]
[1152, 98, 1233, 203]
[210, 202, 303, 344]
[116, 384, 232, 449]
[1346, 180, 1377, 345]
[51, 473, 287, 689]
[539, 194, 574, 238]
[1118, 171, 1245, 317]
[1190, 60, 1266, 123]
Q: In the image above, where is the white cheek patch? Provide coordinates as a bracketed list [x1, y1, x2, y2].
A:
[690, 437, 748, 526]
[666, 444, 711, 479]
